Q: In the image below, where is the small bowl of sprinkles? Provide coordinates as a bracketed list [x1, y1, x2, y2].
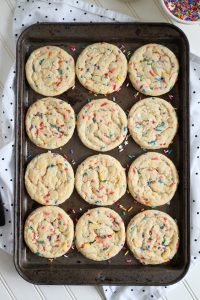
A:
[160, 0, 200, 24]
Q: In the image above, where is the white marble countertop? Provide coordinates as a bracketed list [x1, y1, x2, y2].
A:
[0, 0, 200, 299]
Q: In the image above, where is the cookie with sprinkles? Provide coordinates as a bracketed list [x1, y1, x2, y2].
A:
[128, 97, 178, 149]
[127, 210, 179, 264]
[25, 152, 74, 205]
[128, 44, 179, 96]
[24, 206, 74, 258]
[76, 42, 127, 94]
[75, 154, 126, 205]
[26, 97, 75, 149]
[75, 207, 125, 261]
[77, 99, 127, 151]
[128, 152, 179, 206]
[25, 46, 75, 96]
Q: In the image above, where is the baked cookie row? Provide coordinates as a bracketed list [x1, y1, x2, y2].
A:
[26, 43, 179, 97]
[26, 97, 178, 150]
[24, 206, 179, 265]
[25, 152, 178, 207]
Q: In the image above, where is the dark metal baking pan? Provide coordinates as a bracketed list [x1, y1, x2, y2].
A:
[14, 22, 190, 285]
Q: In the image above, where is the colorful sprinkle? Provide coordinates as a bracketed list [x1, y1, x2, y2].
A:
[128, 207, 133, 212]
[164, 0, 200, 21]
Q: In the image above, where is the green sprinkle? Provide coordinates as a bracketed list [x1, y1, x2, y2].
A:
[39, 59, 45, 65]
[103, 247, 109, 251]
[58, 69, 63, 75]
[39, 241, 45, 245]
[162, 236, 166, 245]
[48, 164, 55, 168]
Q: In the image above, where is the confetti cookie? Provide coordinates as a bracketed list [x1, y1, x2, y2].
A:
[77, 99, 127, 151]
[26, 97, 75, 149]
[128, 152, 179, 206]
[24, 206, 74, 258]
[126, 210, 179, 265]
[128, 44, 179, 96]
[75, 207, 125, 261]
[25, 152, 74, 205]
[76, 42, 127, 94]
[75, 154, 126, 206]
[25, 46, 75, 96]
[128, 97, 178, 149]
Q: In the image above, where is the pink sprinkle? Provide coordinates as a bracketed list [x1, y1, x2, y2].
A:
[126, 259, 132, 263]
[69, 46, 76, 52]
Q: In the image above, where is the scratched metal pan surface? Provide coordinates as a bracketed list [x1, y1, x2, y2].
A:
[14, 22, 190, 285]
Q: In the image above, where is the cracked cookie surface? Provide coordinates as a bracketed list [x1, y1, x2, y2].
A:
[24, 206, 74, 258]
[25, 152, 74, 205]
[26, 46, 75, 96]
[75, 207, 125, 261]
[76, 42, 127, 94]
[128, 152, 179, 206]
[128, 97, 178, 149]
[26, 97, 75, 149]
[127, 210, 179, 265]
[128, 44, 179, 96]
[75, 154, 126, 205]
[77, 99, 127, 151]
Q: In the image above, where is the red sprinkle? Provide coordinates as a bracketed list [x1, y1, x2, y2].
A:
[149, 70, 154, 76]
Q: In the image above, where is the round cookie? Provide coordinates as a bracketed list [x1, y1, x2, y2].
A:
[75, 154, 126, 205]
[76, 42, 127, 94]
[75, 207, 125, 261]
[25, 152, 74, 205]
[128, 97, 178, 149]
[128, 44, 179, 96]
[26, 97, 75, 149]
[25, 46, 75, 96]
[128, 152, 179, 207]
[126, 210, 179, 265]
[77, 99, 127, 151]
[24, 206, 74, 258]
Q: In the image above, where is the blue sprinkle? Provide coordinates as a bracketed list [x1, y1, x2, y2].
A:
[168, 149, 173, 155]
[148, 140, 156, 145]
[147, 179, 151, 187]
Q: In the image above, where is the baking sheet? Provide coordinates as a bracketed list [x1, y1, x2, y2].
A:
[14, 22, 190, 285]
